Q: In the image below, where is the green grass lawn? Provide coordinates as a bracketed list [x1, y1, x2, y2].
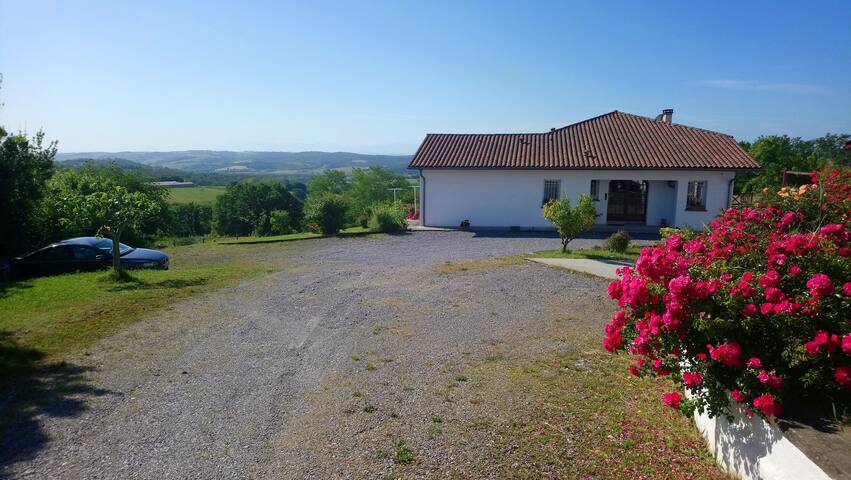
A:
[0, 245, 274, 381]
[217, 226, 373, 244]
[166, 185, 227, 204]
[529, 245, 644, 262]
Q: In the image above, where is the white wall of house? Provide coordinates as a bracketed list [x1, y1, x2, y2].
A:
[418, 169, 734, 229]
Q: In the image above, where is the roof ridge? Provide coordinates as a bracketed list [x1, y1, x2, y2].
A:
[613, 111, 736, 139]
[423, 111, 622, 137]
[423, 110, 735, 139]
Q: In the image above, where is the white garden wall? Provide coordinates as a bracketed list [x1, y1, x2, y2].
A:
[691, 397, 832, 480]
[418, 169, 734, 230]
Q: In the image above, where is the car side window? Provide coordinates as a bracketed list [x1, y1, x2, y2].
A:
[72, 246, 100, 260]
[28, 246, 73, 261]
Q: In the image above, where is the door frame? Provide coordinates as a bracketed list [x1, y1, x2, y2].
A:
[606, 180, 648, 224]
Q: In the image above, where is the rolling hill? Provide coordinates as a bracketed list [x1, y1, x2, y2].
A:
[55, 150, 414, 175]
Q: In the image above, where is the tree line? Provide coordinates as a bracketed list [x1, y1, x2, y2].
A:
[1, 128, 415, 258]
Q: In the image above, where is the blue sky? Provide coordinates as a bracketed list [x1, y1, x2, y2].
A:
[1, 0, 849, 154]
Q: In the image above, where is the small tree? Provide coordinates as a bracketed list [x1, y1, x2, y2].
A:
[542, 194, 596, 252]
[64, 185, 161, 271]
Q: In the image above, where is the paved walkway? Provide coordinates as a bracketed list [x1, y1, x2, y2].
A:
[527, 258, 628, 280]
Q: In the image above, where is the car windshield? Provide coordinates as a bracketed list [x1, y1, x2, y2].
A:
[94, 239, 134, 256]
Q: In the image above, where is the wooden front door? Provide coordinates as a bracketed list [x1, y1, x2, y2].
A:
[607, 180, 647, 223]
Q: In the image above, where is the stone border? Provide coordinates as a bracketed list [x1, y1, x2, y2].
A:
[692, 400, 832, 480]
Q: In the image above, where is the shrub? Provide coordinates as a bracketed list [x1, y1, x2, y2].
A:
[659, 227, 697, 241]
[368, 202, 406, 233]
[304, 193, 348, 234]
[606, 231, 631, 252]
[269, 210, 294, 235]
[604, 168, 851, 420]
[542, 194, 596, 252]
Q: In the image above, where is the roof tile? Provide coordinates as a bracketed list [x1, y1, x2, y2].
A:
[408, 111, 759, 170]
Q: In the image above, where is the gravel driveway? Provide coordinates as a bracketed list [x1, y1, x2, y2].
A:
[2, 231, 617, 479]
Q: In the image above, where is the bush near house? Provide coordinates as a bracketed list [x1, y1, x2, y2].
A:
[659, 227, 697, 241]
[604, 168, 851, 420]
[606, 231, 631, 253]
[367, 202, 406, 233]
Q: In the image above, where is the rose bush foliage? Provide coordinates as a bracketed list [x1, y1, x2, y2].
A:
[604, 169, 851, 419]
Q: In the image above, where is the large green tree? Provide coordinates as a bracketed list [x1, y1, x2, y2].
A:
[0, 129, 56, 256]
[348, 166, 412, 216]
[307, 169, 349, 196]
[736, 133, 850, 193]
[213, 181, 303, 236]
[44, 162, 170, 245]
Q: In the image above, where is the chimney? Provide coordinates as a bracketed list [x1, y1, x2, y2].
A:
[657, 108, 674, 125]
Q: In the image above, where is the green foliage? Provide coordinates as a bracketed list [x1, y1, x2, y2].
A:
[61, 184, 162, 270]
[541, 194, 596, 252]
[367, 202, 406, 233]
[307, 169, 349, 196]
[167, 202, 213, 237]
[304, 193, 348, 234]
[212, 181, 303, 236]
[659, 227, 697, 241]
[736, 134, 850, 193]
[0, 130, 56, 256]
[43, 163, 170, 246]
[348, 166, 412, 217]
[269, 210, 294, 235]
[393, 443, 416, 465]
[605, 231, 631, 253]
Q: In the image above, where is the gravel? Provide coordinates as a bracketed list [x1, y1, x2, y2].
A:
[1, 231, 617, 479]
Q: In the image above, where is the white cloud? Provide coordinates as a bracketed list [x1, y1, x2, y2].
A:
[698, 79, 829, 95]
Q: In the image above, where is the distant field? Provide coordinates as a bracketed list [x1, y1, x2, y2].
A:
[166, 186, 227, 204]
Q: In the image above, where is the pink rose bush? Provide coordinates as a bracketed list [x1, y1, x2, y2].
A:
[604, 169, 851, 419]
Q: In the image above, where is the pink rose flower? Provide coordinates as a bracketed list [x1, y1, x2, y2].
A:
[835, 366, 851, 390]
[683, 372, 704, 388]
[663, 391, 682, 408]
[807, 274, 835, 298]
[753, 393, 782, 416]
[740, 304, 757, 317]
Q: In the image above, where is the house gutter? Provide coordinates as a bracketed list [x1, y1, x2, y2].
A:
[418, 169, 426, 226]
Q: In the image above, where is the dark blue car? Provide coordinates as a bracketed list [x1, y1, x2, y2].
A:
[10, 237, 169, 279]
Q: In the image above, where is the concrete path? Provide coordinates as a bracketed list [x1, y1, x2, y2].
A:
[527, 258, 628, 280]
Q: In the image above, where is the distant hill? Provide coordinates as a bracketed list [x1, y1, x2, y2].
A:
[55, 157, 309, 186]
[55, 150, 414, 175]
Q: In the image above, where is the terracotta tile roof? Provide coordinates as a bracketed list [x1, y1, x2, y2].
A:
[408, 111, 759, 170]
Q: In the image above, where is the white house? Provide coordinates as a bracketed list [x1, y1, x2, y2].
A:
[409, 110, 759, 230]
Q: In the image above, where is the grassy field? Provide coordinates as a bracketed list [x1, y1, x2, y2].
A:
[166, 186, 227, 204]
[529, 245, 643, 262]
[0, 243, 276, 382]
